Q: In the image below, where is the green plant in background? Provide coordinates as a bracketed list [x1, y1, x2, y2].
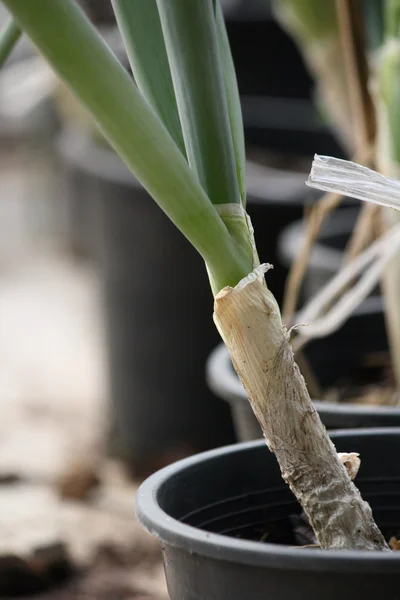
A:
[274, 0, 354, 152]
[0, 0, 389, 550]
[275, 0, 378, 325]
[376, 0, 400, 390]
[277, 0, 400, 404]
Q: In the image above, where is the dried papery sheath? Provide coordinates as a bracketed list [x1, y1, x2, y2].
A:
[296, 155, 400, 347]
[338, 453, 361, 480]
[307, 154, 400, 211]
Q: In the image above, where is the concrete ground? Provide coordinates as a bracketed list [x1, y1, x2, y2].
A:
[0, 137, 168, 598]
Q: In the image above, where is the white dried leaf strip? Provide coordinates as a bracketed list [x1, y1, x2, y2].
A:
[307, 154, 400, 211]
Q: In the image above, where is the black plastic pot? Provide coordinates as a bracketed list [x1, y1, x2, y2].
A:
[226, 11, 312, 101]
[304, 296, 388, 395]
[274, 207, 392, 430]
[136, 429, 400, 600]
[57, 135, 98, 258]
[242, 95, 345, 157]
[278, 208, 388, 390]
[207, 324, 399, 440]
[207, 344, 262, 440]
[59, 126, 236, 474]
[229, 4, 345, 157]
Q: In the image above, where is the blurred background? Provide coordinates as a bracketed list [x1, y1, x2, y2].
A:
[0, 0, 351, 598]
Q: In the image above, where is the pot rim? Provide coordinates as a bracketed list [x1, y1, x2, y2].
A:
[135, 430, 400, 572]
[206, 341, 400, 419]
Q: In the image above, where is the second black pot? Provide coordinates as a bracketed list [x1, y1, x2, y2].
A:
[278, 207, 373, 301]
[207, 319, 398, 441]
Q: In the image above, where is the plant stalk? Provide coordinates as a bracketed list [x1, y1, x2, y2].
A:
[155, 0, 254, 277]
[156, 0, 241, 207]
[214, 265, 388, 550]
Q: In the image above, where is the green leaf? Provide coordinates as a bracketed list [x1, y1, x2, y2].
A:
[385, 0, 400, 39]
[216, 0, 246, 205]
[111, 0, 185, 154]
[156, 0, 241, 206]
[0, 17, 21, 68]
[274, 0, 338, 45]
[4, 0, 253, 292]
[381, 1, 400, 162]
[379, 39, 400, 162]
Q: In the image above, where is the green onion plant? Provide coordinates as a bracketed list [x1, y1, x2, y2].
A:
[0, 0, 389, 550]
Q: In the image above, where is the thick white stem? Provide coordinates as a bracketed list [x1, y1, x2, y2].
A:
[214, 265, 388, 550]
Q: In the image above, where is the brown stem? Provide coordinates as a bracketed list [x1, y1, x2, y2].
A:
[282, 190, 344, 325]
[343, 203, 380, 264]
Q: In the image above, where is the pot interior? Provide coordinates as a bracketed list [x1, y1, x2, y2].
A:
[157, 432, 400, 547]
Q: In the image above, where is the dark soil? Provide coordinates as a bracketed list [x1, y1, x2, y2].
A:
[324, 352, 399, 406]
[237, 512, 400, 550]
